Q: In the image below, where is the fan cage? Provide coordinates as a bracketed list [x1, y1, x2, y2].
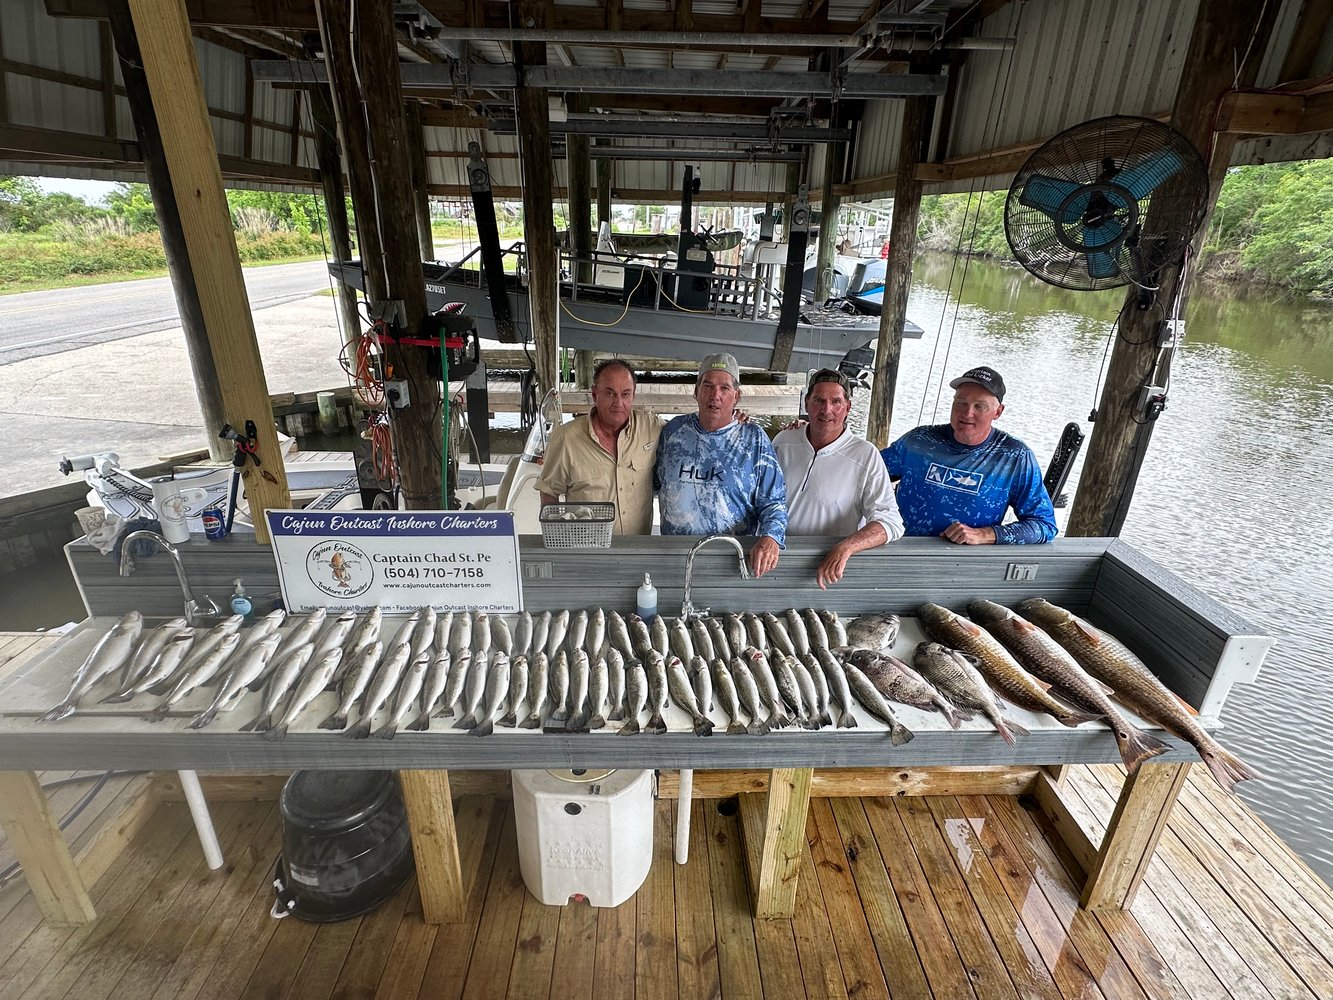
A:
[1005, 115, 1209, 292]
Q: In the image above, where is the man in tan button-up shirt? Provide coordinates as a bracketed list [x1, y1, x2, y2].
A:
[536, 359, 664, 534]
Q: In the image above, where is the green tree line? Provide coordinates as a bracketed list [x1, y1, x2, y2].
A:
[916, 159, 1333, 296]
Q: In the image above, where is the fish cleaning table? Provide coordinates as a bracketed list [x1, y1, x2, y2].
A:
[0, 537, 1272, 925]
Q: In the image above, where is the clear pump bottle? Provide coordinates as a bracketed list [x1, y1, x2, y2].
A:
[636, 573, 658, 622]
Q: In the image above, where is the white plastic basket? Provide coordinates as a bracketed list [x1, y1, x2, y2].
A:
[539, 502, 615, 548]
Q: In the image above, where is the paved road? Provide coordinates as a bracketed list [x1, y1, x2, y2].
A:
[0, 260, 335, 365]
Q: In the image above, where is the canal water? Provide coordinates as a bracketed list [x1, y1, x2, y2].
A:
[2, 257, 1329, 884]
[878, 254, 1333, 883]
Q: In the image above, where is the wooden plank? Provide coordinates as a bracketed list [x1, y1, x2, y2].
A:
[144, 805, 283, 1000]
[550, 897, 597, 997]
[788, 821, 849, 1000]
[674, 799, 722, 1000]
[506, 886, 561, 999]
[804, 798, 890, 999]
[656, 766, 1040, 799]
[1060, 770, 1280, 1000]
[0, 771, 95, 925]
[635, 799, 678, 998]
[92, 802, 264, 1000]
[588, 876, 636, 998]
[459, 803, 525, 1000]
[859, 797, 976, 1000]
[738, 767, 811, 920]
[399, 769, 465, 923]
[1030, 771, 1098, 877]
[704, 801, 765, 999]
[893, 797, 1023, 1000]
[1084, 764, 1329, 998]
[826, 797, 934, 999]
[320, 876, 415, 1000]
[983, 791, 1207, 1000]
[126, 0, 291, 541]
[928, 795, 1118, 1000]
[415, 797, 508, 1000]
[375, 875, 438, 1000]
[1081, 762, 1190, 910]
[282, 917, 362, 1000]
[1, 802, 194, 1000]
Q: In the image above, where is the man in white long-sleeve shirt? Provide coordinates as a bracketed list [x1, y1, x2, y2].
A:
[773, 369, 904, 588]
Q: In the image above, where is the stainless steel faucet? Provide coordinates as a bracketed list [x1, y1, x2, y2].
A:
[119, 529, 223, 626]
[680, 534, 751, 623]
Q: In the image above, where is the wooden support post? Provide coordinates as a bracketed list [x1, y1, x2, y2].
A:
[515, 1, 560, 397]
[125, 0, 290, 537]
[738, 766, 812, 919]
[813, 127, 845, 302]
[567, 94, 595, 382]
[866, 92, 929, 448]
[596, 138, 612, 226]
[398, 770, 466, 923]
[0, 771, 95, 926]
[318, 0, 440, 509]
[107, 0, 228, 465]
[1080, 762, 1190, 910]
[1068, 0, 1281, 536]
[309, 85, 361, 347]
[404, 101, 435, 261]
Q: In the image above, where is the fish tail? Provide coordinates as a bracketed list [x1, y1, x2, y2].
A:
[499, 712, 517, 728]
[995, 717, 1028, 746]
[345, 721, 372, 740]
[1116, 727, 1171, 775]
[647, 712, 665, 734]
[520, 714, 541, 730]
[38, 702, 75, 722]
[609, 708, 625, 721]
[263, 723, 289, 742]
[942, 705, 963, 730]
[187, 709, 217, 730]
[890, 722, 915, 746]
[437, 705, 455, 718]
[588, 714, 606, 731]
[317, 711, 347, 731]
[239, 713, 267, 733]
[407, 713, 431, 732]
[820, 712, 834, 728]
[372, 722, 399, 740]
[617, 719, 641, 736]
[568, 712, 587, 731]
[774, 712, 791, 730]
[726, 721, 747, 735]
[837, 710, 858, 729]
[471, 719, 495, 737]
[453, 715, 477, 730]
[1201, 745, 1262, 793]
[693, 717, 714, 737]
[144, 705, 170, 724]
[99, 690, 133, 705]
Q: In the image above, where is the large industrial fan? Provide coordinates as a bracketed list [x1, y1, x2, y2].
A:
[1004, 115, 1210, 291]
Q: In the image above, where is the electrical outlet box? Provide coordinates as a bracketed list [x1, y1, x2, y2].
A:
[1005, 563, 1039, 582]
[1139, 384, 1168, 420]
[1156, 319, 1185, 348]
[385, 379, 410, 409]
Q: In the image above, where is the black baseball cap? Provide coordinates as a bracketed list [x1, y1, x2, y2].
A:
[806, 368, 852, 397]
[949, 366, 1006, 402]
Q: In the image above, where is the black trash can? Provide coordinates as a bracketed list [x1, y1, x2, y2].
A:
[271, 770, 415, 922]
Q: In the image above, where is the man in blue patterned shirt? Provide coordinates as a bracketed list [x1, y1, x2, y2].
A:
[880, 366, 1056, 545]
[655, 353, 787, 576]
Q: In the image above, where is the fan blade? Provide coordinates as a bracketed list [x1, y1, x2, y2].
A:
[1086, 251, 1120, 279]
[1081, 217, 1125, 248]
[1116, 149, 1184, 200]
[1018, 174, 1086, 222]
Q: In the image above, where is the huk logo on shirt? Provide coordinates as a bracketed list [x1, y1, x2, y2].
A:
[678, 463, 723, 482]
[926, 462, 983, 494]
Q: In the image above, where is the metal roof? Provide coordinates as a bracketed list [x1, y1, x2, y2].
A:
[2, 0, 1331, 201]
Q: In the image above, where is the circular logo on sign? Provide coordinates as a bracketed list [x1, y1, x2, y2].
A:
[306, 540, 373, 599]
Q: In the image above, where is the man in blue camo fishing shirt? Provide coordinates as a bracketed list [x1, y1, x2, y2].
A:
[881, 366, 1057, 545]
[656, 353, 788, 576]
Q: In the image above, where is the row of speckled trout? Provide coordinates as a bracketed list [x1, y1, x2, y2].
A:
[35, 597, 1258, 792]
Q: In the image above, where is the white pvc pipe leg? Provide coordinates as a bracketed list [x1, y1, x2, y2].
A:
[177, 769, 224, 870]
[675, 768, 693, 864]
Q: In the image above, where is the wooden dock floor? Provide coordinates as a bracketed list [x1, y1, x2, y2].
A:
[2, 762, 1332, 1000]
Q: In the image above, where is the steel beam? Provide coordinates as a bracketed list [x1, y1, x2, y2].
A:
[587, 146, 803, 162]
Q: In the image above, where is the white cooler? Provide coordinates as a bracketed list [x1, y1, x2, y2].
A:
[511, 768, 653, 907]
